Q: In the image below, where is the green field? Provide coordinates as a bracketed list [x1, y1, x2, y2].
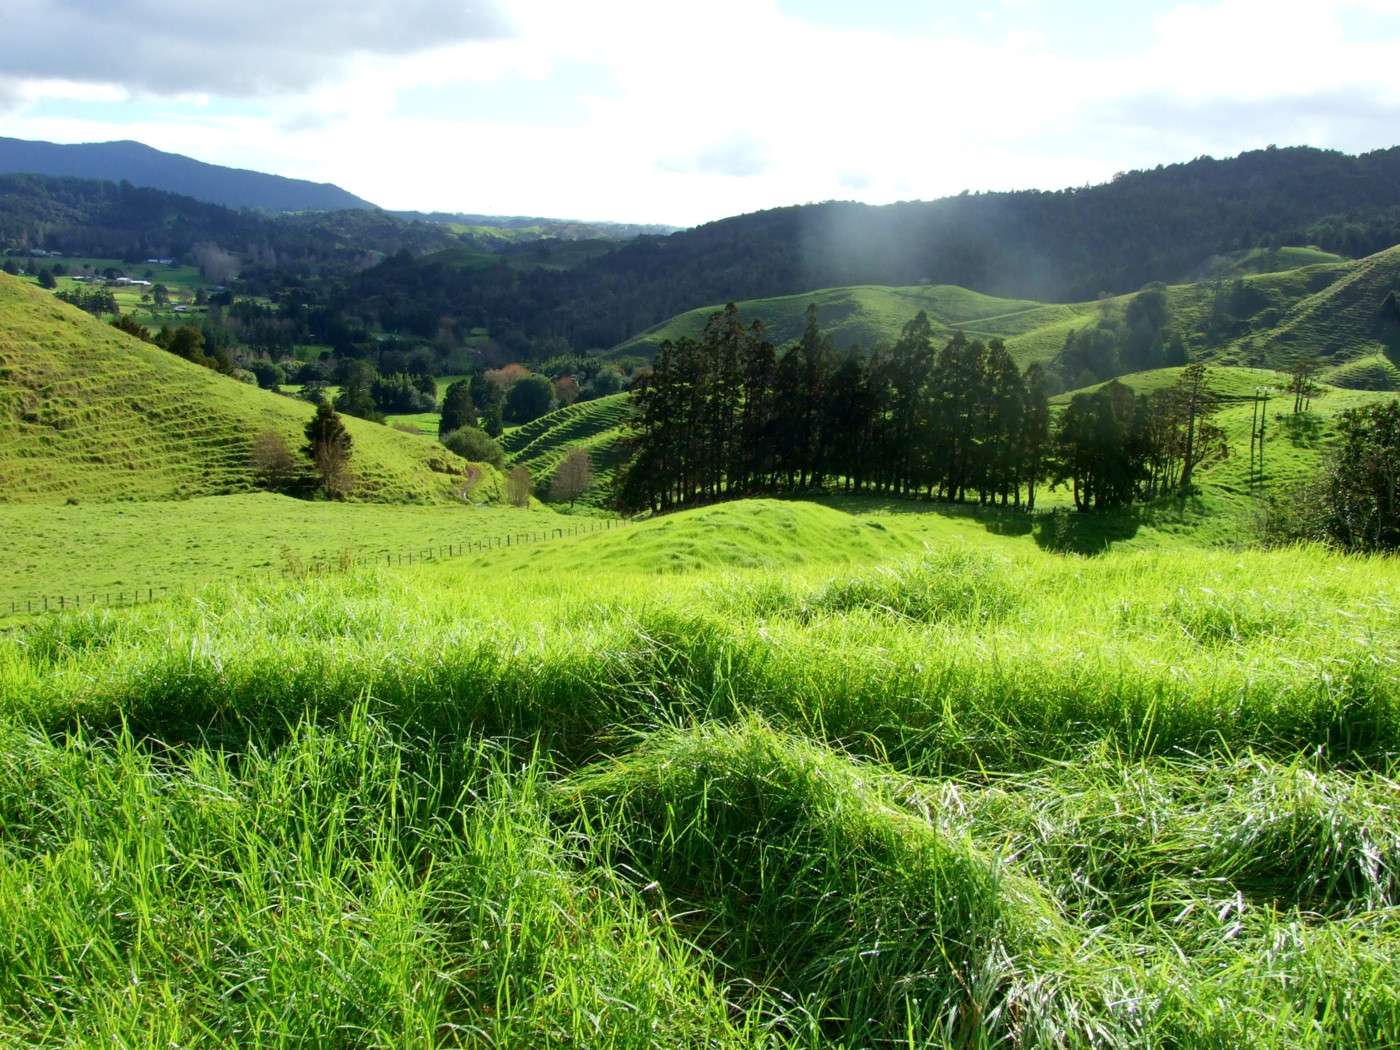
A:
[0, 275, 492, 503]
[2, 496, 1398, 1047]
[0, 493, 576, 615]
[612, 245, 1400, 386]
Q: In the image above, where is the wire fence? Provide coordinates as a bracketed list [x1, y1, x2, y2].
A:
[4, 516, 628, 620]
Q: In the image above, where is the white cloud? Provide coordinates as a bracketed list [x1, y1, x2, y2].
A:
[2, 0, 1399, 224]
[0, 0, 511, 96]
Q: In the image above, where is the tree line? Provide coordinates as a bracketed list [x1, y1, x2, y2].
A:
[617, 305, 1229, 514]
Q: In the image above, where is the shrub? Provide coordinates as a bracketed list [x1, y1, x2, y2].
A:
[507, 464, 532, 507]
[1260, 399, 1400, 551]
[441, 426, 505, 469]
[250, 430, 298, 492]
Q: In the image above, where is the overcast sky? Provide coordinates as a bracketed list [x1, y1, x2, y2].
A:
[3, 0, 1400, 225]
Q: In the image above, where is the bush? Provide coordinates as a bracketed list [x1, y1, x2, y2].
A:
[441, 426, 505, 469]
[1323, 399, 1400, 550]
[250, 430, 298, 492]
[507, 465, 532, 507]
[1260, 399, 1400, 551]
[247, 359, 287, 389]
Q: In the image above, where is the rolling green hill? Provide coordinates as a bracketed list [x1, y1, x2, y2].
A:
[1185, 245, 1348, 281]
[610, 283, 1094, 363]
[0, 274, 492, 504]
[1252, 244, 1400, 376]
[500, 394, 633, 507]
[609, 245, 1400, 388]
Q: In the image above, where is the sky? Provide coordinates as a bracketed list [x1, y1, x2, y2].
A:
[2, 0, 1400, 226]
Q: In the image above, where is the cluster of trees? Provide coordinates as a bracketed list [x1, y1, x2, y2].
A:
[104, 314, 247, 379]
[56, 286, 118, 315]
[249, 403, 355, 499]
[331, 363, 437, 423]
[618, 305, 1231, 515]
[617, 305, 1055, 513]
[1055, 286, 1186, 388]
[1053, 365, 1226, 510]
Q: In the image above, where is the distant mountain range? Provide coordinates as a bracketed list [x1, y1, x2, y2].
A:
[0, 137, 375, 213]
[0, 137, 677, 238]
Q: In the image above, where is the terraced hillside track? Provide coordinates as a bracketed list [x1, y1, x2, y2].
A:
[502, 394, 634, 507]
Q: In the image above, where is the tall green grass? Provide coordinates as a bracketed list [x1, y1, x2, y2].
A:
[2, 499, 1397, 1046]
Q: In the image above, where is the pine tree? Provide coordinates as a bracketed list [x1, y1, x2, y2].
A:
[1019, 364, 1051, 510]
[303, 402, 353, 498]
[438, 379, 477, 437]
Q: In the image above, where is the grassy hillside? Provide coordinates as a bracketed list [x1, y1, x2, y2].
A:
[609, 245, 1400, 386]
[0, 274, 489, 504]
[611, 283, 1095, 363]
[500, 394, 633, 507]
[1253, 244, 1400, 375]
[3, 498, 1398, 1046]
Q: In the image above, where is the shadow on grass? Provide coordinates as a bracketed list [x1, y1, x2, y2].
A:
[1031, 507, 1142, 555]
[1279, 411, 1324, 447]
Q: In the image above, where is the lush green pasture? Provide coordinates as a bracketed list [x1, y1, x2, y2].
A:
[2, 497, 1398, 1047]
[0, 493, 564, 614]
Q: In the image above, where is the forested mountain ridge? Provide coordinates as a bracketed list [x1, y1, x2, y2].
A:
[0, 174, 456, 274]
[343, 145, 1400, 351]
[0, 137, 373, 212]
